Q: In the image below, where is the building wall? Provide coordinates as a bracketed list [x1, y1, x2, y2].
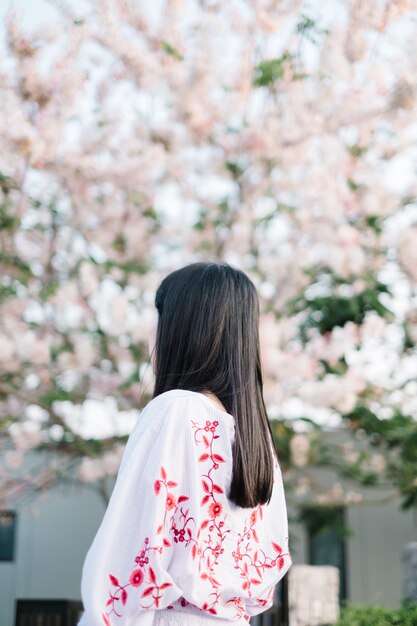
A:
[288, 487, 417, 608]
[346, 497, 416, 606]
[0, 469, 108, 626]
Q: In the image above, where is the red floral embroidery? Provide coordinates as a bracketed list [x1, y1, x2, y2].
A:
[224, 595, 249, 622]
[102, 613, 111, 626]
[255, 584, 275, 607]
[100, 415, 290, 625]
[189, 418, 232, 615]
[232, 505, 290, 599]
[138, 565, 173, 609]
[166, 595, 190, 610]
[102, 461, 192, 623]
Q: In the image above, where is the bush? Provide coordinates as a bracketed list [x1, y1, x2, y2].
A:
[334, 603, 417, 626]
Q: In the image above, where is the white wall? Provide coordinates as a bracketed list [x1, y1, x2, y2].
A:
[0, 464, 109, 626]
[346, 497, 416, 606]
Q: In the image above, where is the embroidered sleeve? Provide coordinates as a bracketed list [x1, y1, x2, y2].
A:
[78, 394, 237, 626]
[243, 460, 292, 618]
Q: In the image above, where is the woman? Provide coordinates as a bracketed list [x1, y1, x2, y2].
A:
[78, 261, 292, 626]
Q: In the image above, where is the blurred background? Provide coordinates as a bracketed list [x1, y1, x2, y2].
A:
[0, 1, 417, 625]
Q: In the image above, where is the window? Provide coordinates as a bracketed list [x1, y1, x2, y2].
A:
[303, 505, 348, 602]
[0, 510, 17, 561]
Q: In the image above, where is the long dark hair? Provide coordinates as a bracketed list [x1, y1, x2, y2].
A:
[151, 261, 277, 508]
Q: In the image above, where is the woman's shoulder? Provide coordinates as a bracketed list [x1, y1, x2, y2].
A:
[143, 388, 198, 412]
[138, 389, 207, 426]
[139, 390, 234, 441]
[144, 388, 233, 417]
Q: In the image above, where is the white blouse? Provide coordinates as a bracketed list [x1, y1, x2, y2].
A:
[77, 389, 292, 626]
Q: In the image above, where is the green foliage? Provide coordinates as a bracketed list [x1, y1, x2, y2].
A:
[399, 485, 417, 511]
[253, 52, 293, 87]
[297, 504, 352, 539]
[402, 321, 415, 349]
[319, 356, 349, 375]
[294, 416, 323, 431]
[345, 406, 413, 442]
[401, 195, 416, 207]
[293, 71, 309, 80]
[343, 405, 417, 509]
[129, 342, 145, 362]
[118, 361, 149, 396]
[0, 284, 17, 303]
[100, 257, 149, 277]
[0, 204, 18, 230]
[38, 386, 81, 405]
[347, 143, 368, 158]
[0, 251, 33, 283]
[70, 435, 103, 455]
[253, 202, 297, 227]
[225, 160, 245, 178]
[347, 177, 364, 192]
[38, 279, 60, 300]
[289, 278, 393, 336]
[306, 430, 329, 466]
[213, 199, 230, 228]
[0, 171, 14, 194]
[161, 40, 184, 61]
[335, 603, 417, 626]
[269, 419, 293, 470]
[193, 206, 211, 232]
[337, 450, 380, 486]
[112, 232, 127, 252]
[364, 215, 383, 233]
[296, 14, 329, 43]
[143, 206, 158, 220]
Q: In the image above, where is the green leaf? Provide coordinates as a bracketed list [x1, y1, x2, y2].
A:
[347, 144, 367, 158]
[225, 161, 245, 178]
[296, 14, 329, 43]
[101, 258, 149, 275]
[296, 15, 316, 34]
[293, 72, 309, 80]
[253, 52, 293, 87]
[0, 205, 18, 230]
[112, 233, 127, 253]
[319, 357, 348, 375]
[294, 416, 323, 431]
[364, 215, 383, 233]
[402, 321, 415, 349]
[143, 206, 158, 220]
[161, 40, 184, 61]
[347, 178, 363, 192]
[0, 252, 33, 283]
[0, 172, 14, 195]
[0, 284, 17, 303]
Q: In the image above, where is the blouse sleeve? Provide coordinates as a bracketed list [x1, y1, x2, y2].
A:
[242, 461, 291, 618]
[77, 393, 225, 626]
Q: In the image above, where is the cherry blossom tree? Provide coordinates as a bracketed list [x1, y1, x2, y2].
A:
[1, 0, 417, 522]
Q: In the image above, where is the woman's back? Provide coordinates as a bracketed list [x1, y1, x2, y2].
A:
[77, 389, 291, 626]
